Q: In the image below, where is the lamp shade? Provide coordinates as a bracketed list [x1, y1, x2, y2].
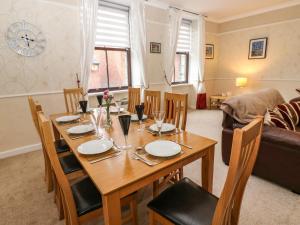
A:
[236, 77, 248, 87]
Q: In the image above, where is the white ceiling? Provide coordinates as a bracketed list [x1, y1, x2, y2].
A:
[159, 0, 300, 22]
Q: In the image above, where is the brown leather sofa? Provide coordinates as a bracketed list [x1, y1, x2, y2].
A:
[221, 97, 300, 194]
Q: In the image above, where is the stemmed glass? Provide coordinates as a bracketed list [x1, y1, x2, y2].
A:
[135, 104, 144, 131]
[115, 100, 122, 114]
[118, 115, 132, 150]
[153, 111, 165, 137]
[90, 108, 102, 139]
[79, 100, 88, 119]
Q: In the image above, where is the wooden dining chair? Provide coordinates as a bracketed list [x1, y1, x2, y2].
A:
[164, 92, 188, 131]
[148, 117, 264, 225]
[63, 88, 84, 113]
[128, 87, 141, 113]
[38, 112, 138, 225]
[144, 90, 161, 118]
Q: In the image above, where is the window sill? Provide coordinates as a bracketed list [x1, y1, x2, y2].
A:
[88, 89, 128, 97]
[171, 83, 193, 88]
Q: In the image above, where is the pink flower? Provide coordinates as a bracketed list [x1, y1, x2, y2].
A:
[103, 94, 109, 100]
[104, 89, 109, 95]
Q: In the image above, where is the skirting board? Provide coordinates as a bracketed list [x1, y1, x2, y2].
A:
[0, 143, 41, 159]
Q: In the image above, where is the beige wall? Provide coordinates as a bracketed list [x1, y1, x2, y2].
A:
[210, 5, 300, 101]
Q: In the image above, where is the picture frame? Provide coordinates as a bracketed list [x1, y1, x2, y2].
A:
[150, 42, 161, 54]
[205, 44, 214, 59]
[248, 37, 268, 59]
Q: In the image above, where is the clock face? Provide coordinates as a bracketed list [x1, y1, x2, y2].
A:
[6, 21, 46, 57]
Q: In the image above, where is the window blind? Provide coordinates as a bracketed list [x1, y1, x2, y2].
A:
[176, 19, 192, 52]
[95, 1, 130, 48]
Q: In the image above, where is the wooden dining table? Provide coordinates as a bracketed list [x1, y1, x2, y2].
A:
[50, 112, 217, 225]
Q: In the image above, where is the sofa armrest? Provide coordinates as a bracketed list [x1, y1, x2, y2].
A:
[262, 126, 300, 150]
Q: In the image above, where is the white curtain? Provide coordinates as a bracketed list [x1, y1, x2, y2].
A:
[163, 8, 183, 86]
[197, 16, 206, 93]
[130, 0, 148, 88]
[80, 0, 98, 94]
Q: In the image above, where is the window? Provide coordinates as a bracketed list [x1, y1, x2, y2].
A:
[88, 1, 131, 92]
[172, 19, 191, 84]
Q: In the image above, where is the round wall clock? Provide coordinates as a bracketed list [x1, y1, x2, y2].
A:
[6, 21, 46, 57]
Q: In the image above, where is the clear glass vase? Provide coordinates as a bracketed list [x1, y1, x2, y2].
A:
[104, 106, 112, 128]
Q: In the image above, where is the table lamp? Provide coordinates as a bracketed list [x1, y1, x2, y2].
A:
[236, 77, 248, 88]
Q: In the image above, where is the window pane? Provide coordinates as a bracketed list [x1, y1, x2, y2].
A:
[107, 50, 128, 88]
[89, 49, 108, 90]
[174, 54, 187, 83]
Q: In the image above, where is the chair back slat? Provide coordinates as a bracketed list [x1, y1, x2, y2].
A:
[28, 96, 43, 137]
[212, 117, 263, 225]
[38, 112, 79, 225]
[63, 88, 83, 113]
[144, 90, 161, 117]
[164, 92, 188, 130]
[128, 87, 141, 113]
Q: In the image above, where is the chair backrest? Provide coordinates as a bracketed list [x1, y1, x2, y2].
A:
[28, 96, 43, 137]
[128, 87, 141, 113]
[164, 92, 188, 130]
[63, 88, 83, 113]
[144, 90, 161, 117]
[38, 112, 79, 225]
[212, 117, 263, 225]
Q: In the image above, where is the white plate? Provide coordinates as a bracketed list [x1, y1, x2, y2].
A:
[149, 123, 176, 133]
[131, 114, 147, 121]
[110, 106, 125, 113]
[145, 140, 181, 157]
[56, 115, 80, 123]
[77, 139, 113, 155]
[67, 124, 94, 135]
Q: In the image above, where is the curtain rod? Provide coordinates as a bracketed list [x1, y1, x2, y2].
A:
[169, 6, 200, 16]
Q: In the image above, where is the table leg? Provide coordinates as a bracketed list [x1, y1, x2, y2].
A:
[103, 191, 122, 225]
[52, 123, 60, 141]
[202, 146, 215, 193]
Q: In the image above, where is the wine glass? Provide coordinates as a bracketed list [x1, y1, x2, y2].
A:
[135, 104, 144, 131]
[118, 115, 132, 150]
[115, 100, 122, 115]
[153, 111, 165, 137]
[90, 109, 102, 139]
[96, 95, 103, 107]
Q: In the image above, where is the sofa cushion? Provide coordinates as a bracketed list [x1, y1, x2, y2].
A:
[277, 102, 300, 126]
[264, 108, 295, 131]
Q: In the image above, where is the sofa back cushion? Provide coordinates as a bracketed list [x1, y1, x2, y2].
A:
[264, 108, 295, 131]
[277, 102, 300, 126]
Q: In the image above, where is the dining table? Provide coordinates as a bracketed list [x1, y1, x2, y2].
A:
[50, 112, 217, 225]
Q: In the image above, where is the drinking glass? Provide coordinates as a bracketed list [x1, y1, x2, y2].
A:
[118, 115, 132, 150]
[79, 100, 88, 113]
[135, 104, 144, 131]
[96, 95, 103, 107]
[115, 100, 122, 114]
[153, 111, 165, 137]
[90, 109, 102, 139]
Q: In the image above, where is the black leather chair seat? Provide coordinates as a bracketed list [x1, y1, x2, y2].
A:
[148, 178, 218, 225]
[55, 139, 69, 154]
[59, 154, 82, 174]
[71, 177, 102, 216]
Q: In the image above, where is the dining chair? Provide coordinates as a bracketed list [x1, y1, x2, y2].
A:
[128, 87, 141, 113]
[38, 112, 138, 225]
[148, 117, 264, 225]
[63, 87, 84, 113]
[144, 90, 161, 118]
[28, 96, 73, 193]
[164, 92, 188, 131]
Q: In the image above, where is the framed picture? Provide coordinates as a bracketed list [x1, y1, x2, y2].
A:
[205, 44, 214, 59]
[150, 42, 161, 54]
[248, 37, 268, 59]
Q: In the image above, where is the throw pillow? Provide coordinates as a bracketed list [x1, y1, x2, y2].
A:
[277, 102, 299, 126]
[264, 108, 295, 131]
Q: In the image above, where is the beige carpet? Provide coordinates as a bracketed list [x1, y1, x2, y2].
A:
[0, 110, 299, 225]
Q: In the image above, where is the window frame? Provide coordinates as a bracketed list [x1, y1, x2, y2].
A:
[172, 51, 189, 85]
[88, 46, 132, 93]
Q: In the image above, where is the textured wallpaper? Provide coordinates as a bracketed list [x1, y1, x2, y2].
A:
[0, 0, 81, 96]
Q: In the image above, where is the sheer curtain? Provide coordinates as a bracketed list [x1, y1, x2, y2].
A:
[163, 8, 183, 87]
[130, 0, 148, 89]
[196, 16, 206, 109]
[80, 0, 98, 94]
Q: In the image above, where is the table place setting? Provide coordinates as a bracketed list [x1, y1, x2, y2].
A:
[66, 123, 96, 140]
[77, 139, 121, 164]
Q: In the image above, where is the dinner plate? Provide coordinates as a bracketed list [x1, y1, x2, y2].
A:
[67, 124, 94, 135]
[110, 106, 125, 113]
[56, 115, 80, 123]
[77, 139, 113, 155]
[149, 123, 176, 133]
[145, 140, 181, 157]
[131, 114, 147, 121]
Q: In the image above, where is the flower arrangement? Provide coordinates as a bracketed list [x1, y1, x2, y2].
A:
[102, 89, 114, 128]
